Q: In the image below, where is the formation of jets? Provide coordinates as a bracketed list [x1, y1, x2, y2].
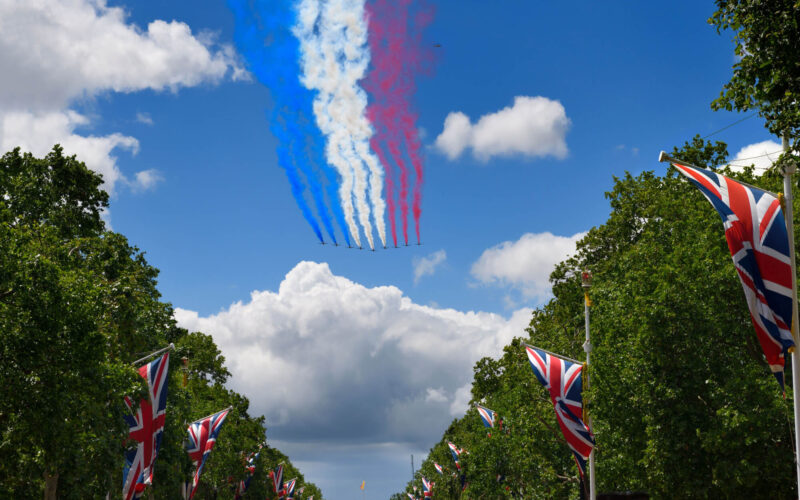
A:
[319, 242, 421, 250]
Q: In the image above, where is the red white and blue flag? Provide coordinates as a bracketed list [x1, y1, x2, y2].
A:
[525, 344, 594, 477]
[184, 408, 230, 499]
[475, 404, 497, 428]
[421, 476, 433, 497]
[270, 464, 284, 496]
[234, 446, 261, 499]
[447, 441, 463, 470]
[433, 462, 444, 475]
[284, 478, 297, 499]
[122, 352, 170, 500]
[671, 161, 796, 388]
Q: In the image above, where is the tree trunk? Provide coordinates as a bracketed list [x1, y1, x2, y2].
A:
[43, 470, 58, 500]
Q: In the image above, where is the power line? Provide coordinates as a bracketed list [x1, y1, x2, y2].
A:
[702, 112, 758, 139]
[727, 150, 783, 163]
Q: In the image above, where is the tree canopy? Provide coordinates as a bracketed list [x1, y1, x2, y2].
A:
[395, 137, 798, 499]
[0, 147, 323, 499]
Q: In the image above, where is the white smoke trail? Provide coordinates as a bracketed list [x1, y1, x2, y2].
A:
[295, 0, 387, 249]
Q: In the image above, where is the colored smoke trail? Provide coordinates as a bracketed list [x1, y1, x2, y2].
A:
[229, 0, 346, 245]
[364, 0, 433, 245]
[295, 0, 387, 250]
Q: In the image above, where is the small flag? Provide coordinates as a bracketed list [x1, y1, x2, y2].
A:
[122, 352, 170, 500]
[433, 462, 444, 475]
[184, 408, 230, 499]
[421, 476, 433, 497]
[269, 465, 284, 496]
[475, 404, 497, 428]
[670, 159, 795, 389]
[284, 477, 297, 498]
[234, 445, 261, 499]
[360, 480, 365, 490]
[525, 344, 594, 477]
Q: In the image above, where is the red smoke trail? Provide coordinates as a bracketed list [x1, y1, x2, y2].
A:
[365, 0, 433, 246]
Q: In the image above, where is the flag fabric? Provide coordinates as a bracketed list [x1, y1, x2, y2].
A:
[525, 344, 594, 477]
[234, 446, 261, 499]
[475, 404, 497, 428]
[184, 408, 231, 499]
[447, 441, 464, 470]
[122, 352, 170, 500]
[433, 462, 444, 475]
[421, 476, 433, 497]
[284, 477, 297, 498]
[671, 161, 796, 388]
[269, 464, 285, 496]
[406, 493, 415, 500]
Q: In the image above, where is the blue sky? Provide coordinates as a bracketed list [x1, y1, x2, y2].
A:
[0, 1, 785, 498]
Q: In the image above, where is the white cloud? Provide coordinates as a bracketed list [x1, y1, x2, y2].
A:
[130, 169, 163, 192]
[136, 112, 154, 125]
[0, 110, 138, 195]
[0, 0, 245, 195]
[471, 231, 586, 303]
[728, 139, 783, 174]
[434, 96, 570, 162]
[413, 250, 447, 284]
[174, 261, 531, 446]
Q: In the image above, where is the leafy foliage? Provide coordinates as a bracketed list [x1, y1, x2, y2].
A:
[710, 0, 800, 148]
[396, 137, 797, 499]
[0, 147, 323, 499]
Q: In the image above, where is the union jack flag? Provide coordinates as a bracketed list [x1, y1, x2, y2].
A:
[475, 404, 497, 428]
[234, 446, 261, 499]
[671, 160, 796, 388]
[122, 352, 170, 500]
[284, 477, 297, 498]
[525, 344, 594, 477]
[446, 441, 465, 468]
[433, 462, 444, 475]
[269, 464, 284, 496]
[184, 408, 230, 499]
[406, 493, 416, 500]
[421, 476, 433, 497]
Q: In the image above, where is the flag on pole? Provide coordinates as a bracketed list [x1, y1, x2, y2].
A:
[269, 464, 284, 496]
[433, 462, 444, 475]
[122, 352, 170, 500]
[669, 159, 796, 388]
[525, 344, 594, 477]
[446, 441, 464, 470]
[184, 408, 230, 499]
[421, 476, 433, 497]
[475, 404, 497, 429]
[234, 445, 261, 499]
[284, 477, 297, 499]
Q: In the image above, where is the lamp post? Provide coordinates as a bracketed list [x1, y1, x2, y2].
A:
[581, 269, 596, 500]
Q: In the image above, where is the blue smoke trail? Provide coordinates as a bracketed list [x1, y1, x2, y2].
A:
[229, 0, 350, 246]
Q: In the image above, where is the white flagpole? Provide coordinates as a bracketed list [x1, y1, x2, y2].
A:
[132, 343, 175, 366]
[581, 270, 596, 500]
[780, 134, 800, 498]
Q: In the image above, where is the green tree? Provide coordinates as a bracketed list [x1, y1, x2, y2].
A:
[710, 0, 800, 147]
[0, 147, 323, 499]
[397, 137, 797, 499]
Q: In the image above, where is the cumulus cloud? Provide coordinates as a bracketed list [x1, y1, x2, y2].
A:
[434, 96, 570, 162]
[136, 112, 154, 125]
[0, 0, 245, 194]
[0, 110, 138, 195]
[413, 250, 447, 284]
[727, 139, 784, 174]
[471, 231, 586, 303]
[130, 169, 163, 192]
[174, 261, 531, 446]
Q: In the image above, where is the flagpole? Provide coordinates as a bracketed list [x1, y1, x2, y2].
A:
[190, 406, 233, 424]
[781, 134, 800, 498]
[133, 343, 175, 366]
[581, 270, 596, 500]
[523, 343, 582, 365]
